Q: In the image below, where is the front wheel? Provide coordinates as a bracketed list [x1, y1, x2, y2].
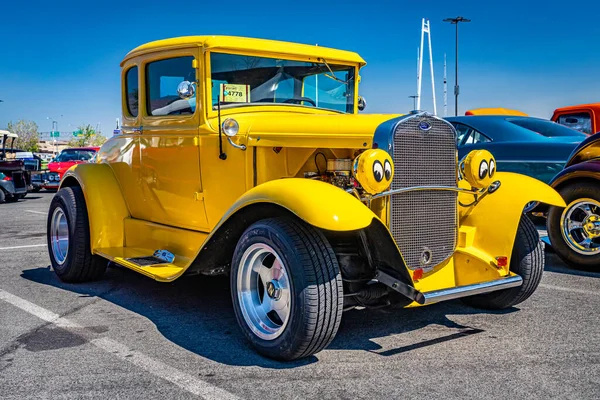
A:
[462, 215, 544, 309]
[47, 186, 107, 282]
[231, 217, 343, 361]
[547, 182, 600, 270]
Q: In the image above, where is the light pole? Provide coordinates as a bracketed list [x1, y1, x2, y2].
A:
[47, 116, 62, 154]
[443, 16, 471, 116]
[409, 95, 419, 111]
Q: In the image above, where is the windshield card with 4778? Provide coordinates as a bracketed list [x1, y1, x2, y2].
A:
[220, 84, 251, 103]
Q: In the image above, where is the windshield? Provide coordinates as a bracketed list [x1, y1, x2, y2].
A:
[54, 150, 96, 162]
[507, 118, 587, 138]
[210, 53, 356, 113]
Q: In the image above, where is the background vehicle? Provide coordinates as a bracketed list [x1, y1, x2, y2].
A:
[546, 132, 600, 270]
[446, 115, 586, 185]
[41, 147, 99, 190]
[0, 130, 29, 202]
[552, 102, 600, 135]
[46, 36, 565, 361]
[465, 107, 528, 116]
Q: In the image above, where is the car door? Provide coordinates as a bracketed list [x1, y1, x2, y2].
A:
[139, 49, 209, 231]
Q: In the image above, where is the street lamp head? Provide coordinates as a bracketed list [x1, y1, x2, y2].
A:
[443, 16, 471, 24]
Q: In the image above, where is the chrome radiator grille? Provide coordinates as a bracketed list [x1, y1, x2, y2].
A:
[390, 115, 458, 270]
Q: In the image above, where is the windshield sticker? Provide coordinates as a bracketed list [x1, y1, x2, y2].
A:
[219, 84, 251, 103]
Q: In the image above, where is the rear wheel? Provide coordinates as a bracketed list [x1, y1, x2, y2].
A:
[47, 186, 107, 282]
[0, 190, 5, 204]
[462, 215, 544, 309]
[230, 217, 343, 360]
[547, 182, 600, 270]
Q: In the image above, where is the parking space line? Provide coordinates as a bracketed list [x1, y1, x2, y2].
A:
[0, 244, 47, 250]
[0, 289, 241, 400]
[93, 338, 241, 400]
[539, 283, 599, 296]
[25, 210, 47, 215]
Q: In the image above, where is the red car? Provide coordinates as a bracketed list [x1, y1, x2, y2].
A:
[42, 147, 100, 190]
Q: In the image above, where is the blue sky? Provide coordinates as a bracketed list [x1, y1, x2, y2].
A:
[1, 0, 599, 137]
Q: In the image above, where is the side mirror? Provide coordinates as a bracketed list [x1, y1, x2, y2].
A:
[358, 96, 367, 111]
[177, 81, 196, 100]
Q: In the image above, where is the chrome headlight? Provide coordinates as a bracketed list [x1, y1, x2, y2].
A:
[222, 118, 239, 137]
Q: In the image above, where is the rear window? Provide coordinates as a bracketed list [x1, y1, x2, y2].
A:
[506, 118, 586, 138]
[54, 150, 96, 162]
[556, 112, 592, 134]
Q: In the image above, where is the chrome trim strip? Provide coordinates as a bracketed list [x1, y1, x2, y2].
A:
[421, 275, 523, 305]
[371, 185, 483, 200]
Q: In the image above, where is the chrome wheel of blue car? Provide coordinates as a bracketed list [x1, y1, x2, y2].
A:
[561, 199, 600, 255]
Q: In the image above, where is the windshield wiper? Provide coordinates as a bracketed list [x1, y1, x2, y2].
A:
[316, 58, 350, 84]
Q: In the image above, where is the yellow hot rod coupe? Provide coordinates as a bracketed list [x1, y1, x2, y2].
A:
[47, 36, 565, 360]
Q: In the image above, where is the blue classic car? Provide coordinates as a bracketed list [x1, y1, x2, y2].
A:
[445, 116, 586, 184]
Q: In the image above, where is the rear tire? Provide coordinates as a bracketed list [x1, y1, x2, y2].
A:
[230, 217, 343, 361]
[547, 182, 600, 271]
[462, 215, 544, 309]
[0, 190, 5, 204]
[47, 186, 107, 282]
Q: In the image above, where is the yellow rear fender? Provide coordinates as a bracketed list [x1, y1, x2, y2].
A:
[60, 163, 130, 251]
[458, 171, 565, 268]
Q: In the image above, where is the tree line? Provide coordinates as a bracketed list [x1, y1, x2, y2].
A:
[4, 119, 107, 152]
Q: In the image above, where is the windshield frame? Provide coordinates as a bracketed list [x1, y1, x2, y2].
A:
[205, 50, 360, 118]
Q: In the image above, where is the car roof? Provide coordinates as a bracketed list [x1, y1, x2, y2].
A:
[0, 130, 17, 138]
[62, 147, 100, 151]
[122, 35, 366, 67]
[445, 115, 583, 142]
[553, 102, 600, 113]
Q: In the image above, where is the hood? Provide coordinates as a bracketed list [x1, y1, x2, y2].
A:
[48, 160, 87, 175]
[208, 111, 402, 148]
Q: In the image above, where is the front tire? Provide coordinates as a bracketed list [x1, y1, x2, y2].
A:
[47, 186, 107, 282]
[547, 182, 600, 270]
[462, 215, 544, 309]
[231, 217, 343, 361]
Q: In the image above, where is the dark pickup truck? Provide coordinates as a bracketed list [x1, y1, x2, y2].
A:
[0, 130, 29, 203]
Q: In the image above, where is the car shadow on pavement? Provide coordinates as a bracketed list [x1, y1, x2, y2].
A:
[22, 264, 518, 368]
[544, 253, 600, 278]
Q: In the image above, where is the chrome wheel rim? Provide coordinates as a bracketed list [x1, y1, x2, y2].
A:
[50, 208, 69, 264]
[561, 199, 600, 255]
[237, 243, 291, 341]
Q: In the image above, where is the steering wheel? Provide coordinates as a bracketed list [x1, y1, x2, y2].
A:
[283, 97, 316, 107]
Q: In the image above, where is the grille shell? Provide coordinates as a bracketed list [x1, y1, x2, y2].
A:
[389, 115, 458, 270]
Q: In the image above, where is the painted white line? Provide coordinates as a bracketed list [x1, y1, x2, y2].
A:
[539, 283, 599, 296]
[25, 210, 47, 215]
[0, 289, 240, 400]
[93, 337, 241, 400]
[0, 244, 47, 251]
[0, 290, 79, 328]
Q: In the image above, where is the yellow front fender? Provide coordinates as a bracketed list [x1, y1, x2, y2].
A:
[458, 172, 565, 268]
[61, 163, 130, 251]
[223, 178, 376, 231]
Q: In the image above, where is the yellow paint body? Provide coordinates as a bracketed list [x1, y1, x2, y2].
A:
[61, 36, 565, 301]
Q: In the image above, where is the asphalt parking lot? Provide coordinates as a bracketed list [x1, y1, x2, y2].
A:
[1, 192, 599, 399]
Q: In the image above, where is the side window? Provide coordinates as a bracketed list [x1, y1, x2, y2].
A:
[453, 122, 491, 145]
[146, 56, 196, 116]
[452, 122, 473, 145]
[557, 112, 592, 134]
[125, 67, 139, 117]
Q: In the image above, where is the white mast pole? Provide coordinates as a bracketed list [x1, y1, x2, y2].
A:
[417, 18, 425, 111]
[427, 19, 437, 115]
[443, 54, 447, 117]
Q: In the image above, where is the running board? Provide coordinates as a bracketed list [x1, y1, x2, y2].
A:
[375, 270, 523, 305]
